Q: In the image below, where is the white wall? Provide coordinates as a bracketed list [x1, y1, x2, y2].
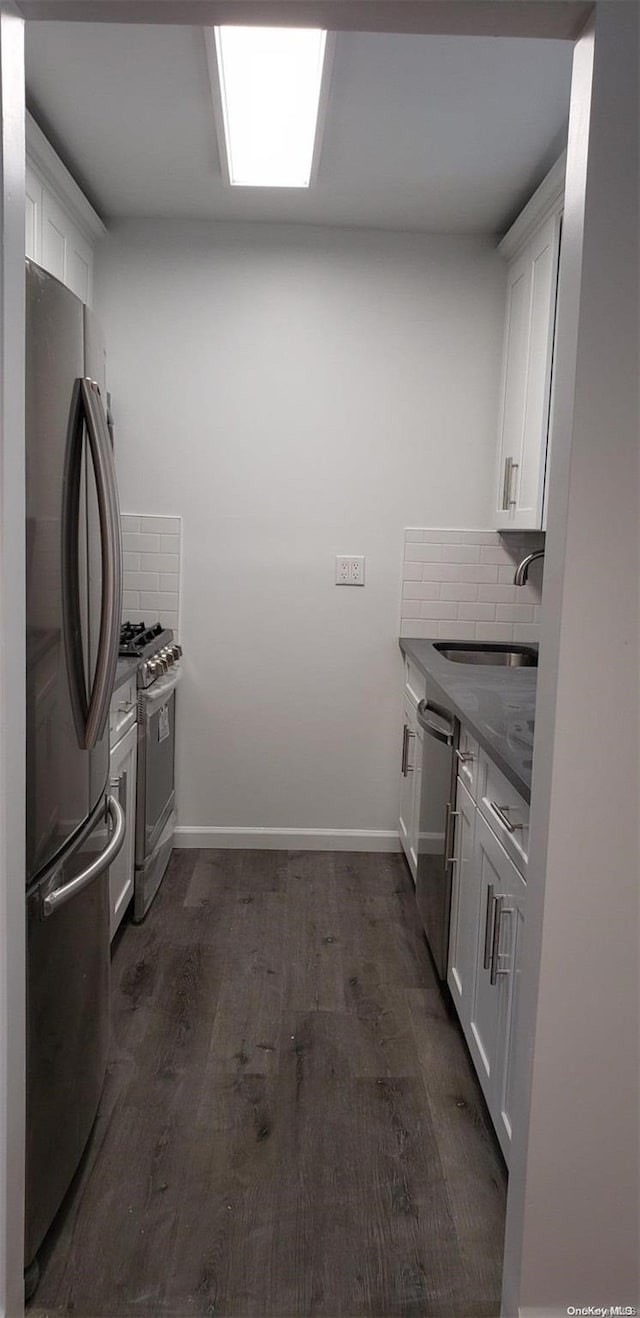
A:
[95, 221, 504, 844]
[502, 5, 639, 1313]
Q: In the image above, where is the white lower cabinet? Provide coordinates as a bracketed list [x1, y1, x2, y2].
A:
[108, 721, 137, 940]
[447, 777, 479, 1018]
[398, 696, 422, 882]
[447, 754, 527, 1165]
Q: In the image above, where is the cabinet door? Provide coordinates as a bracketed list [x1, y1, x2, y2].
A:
[109, 722, 137, 940]
[25, 164, 43, 263]
[41, 188, 93, 305]
[409, 720, 423, 878]
[497, 879, 526, 1152]
[447, 777, 478, 1025]
[398, 699, 419, 881]
[495, 208, 561, 530]
[468, 812, 524, 1161]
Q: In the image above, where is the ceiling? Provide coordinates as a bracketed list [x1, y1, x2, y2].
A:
[25, 22, 573, 234]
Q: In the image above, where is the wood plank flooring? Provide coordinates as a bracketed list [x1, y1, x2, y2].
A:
[30, 849, 506, 1318]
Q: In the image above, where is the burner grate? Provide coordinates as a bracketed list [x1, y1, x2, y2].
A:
[119, 621, 166, 656]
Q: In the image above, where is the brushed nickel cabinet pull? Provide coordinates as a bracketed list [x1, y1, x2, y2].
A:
[483, 884, 495, 970]
[502, 457, 512, 511]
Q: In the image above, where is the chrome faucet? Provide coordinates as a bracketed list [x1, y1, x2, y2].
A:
[514, 549, 545, 585]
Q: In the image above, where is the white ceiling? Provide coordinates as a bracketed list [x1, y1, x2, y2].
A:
[25, 22, 573, 234]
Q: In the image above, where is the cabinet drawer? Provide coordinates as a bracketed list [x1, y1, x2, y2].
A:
[455, 725, 479, 800]
[109, 675, 137, 745]
[404, 657, 426, 708]
[478, 751, 529, 875]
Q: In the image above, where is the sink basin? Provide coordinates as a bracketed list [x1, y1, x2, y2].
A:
[435, 642, 538, 667]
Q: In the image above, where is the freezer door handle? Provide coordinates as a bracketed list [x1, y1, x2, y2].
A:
[42, 794, 125, 918]
[81, 379, 123, 750]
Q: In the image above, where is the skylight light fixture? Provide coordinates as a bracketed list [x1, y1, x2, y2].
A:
[213, 26, 328, 188]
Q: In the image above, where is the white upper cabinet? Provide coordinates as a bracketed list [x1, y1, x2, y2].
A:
[494, 156, 564, 531]
[25, 113, 105, 306]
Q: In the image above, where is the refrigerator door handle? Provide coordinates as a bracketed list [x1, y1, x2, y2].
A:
[41, 793, 125, 918]
[80, 378, 123, 750]
[61, 378, 90, 745]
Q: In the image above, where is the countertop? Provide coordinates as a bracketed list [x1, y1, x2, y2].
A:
[399, 638, 537, 802]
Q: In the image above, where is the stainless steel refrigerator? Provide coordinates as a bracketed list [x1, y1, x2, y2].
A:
[25, 260, 125, 1289]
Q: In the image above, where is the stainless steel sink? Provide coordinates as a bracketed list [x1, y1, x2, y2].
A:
[435, 643, 538, 667]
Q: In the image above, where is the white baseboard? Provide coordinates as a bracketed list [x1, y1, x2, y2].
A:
[173, 826, 402, 852]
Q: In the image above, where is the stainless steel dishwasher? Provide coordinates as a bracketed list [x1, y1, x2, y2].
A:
[415, 682, 460, 980]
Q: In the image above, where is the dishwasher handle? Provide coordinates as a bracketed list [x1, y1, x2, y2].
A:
[417, 698, 455, 746]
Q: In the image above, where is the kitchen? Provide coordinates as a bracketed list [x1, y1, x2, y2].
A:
[0, 4, 638, 1317]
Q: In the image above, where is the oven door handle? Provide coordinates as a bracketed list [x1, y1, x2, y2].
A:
[417, 698, 455, 746]
[138, 666, 181, 716]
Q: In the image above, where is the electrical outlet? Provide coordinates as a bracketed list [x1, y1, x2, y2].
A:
[335, 555, 366, 586]
[335, 556, 351, 585]
[349, 556, 365, 586]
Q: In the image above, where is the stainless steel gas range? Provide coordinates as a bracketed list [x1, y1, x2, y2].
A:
[119, 622, 183, 920]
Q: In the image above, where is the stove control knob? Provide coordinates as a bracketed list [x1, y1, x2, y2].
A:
[173, 643, 183, 659]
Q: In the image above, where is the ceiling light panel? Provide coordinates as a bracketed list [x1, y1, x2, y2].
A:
[214, 26, 327, 188]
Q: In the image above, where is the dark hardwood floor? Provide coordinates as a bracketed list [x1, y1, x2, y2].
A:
[30, 849, 506, 1318]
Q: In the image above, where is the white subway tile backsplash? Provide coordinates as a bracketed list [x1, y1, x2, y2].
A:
[513, 622, 541, 641]
[125, 608, 157, 626]
[495, 604, 535, 623]
[420, 602, 459, 620]
[126, 572, 159, 592]
[399, 619, 439, 639]
[478, 584, 518, 604]
[457, 603, 497, 622]
[475, 622, 515, 641]
[440, 583, 479, 602]
[436, 621, 476, 639]
[159, 573, 179, 592]
[461, 531, 501, 545]
[421, 563, 498, 583]
[406, 543, 443, 562]
[440, 544, 481, 564]
[140, 553, 179, 573]
[142, 516, 180, 534]
[402, 581, 441, 600]
[480, 546, 513, 565]
[122, 532, 161, 553]
[420, 529, 471, 544]
[139, 592, 178, 611]
[121, 513, 182, 637]
[400, 527, 542, 642]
